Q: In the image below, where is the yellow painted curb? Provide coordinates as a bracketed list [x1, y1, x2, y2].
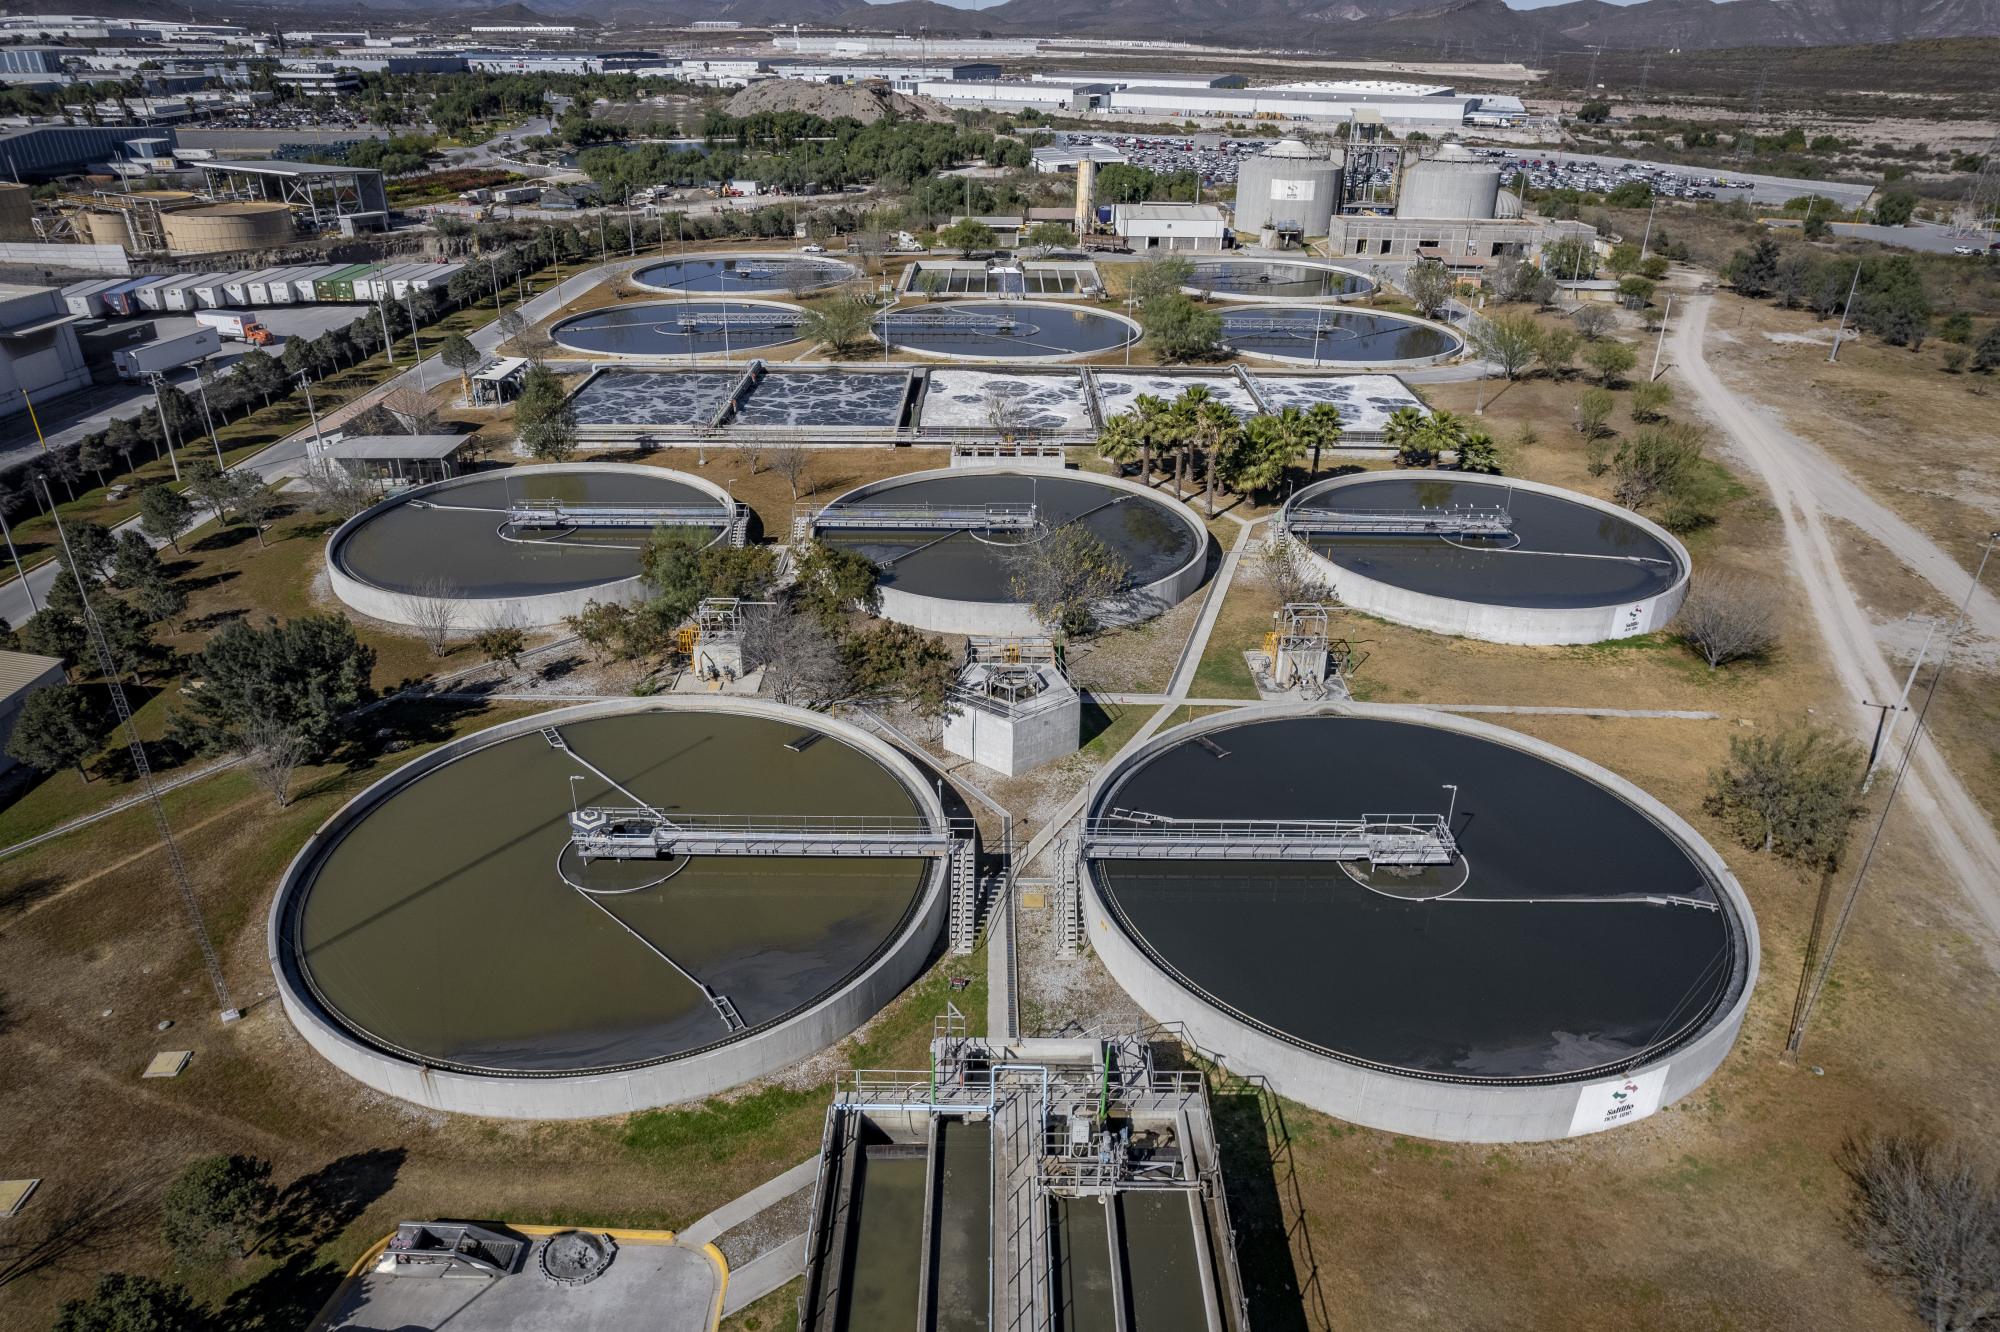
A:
[345, 1233, 393, 1278]
[702, 1241, 730, 1331]
[344, 1221, 678, 1278]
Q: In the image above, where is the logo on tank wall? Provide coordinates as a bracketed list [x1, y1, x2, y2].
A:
[1617, 601, 1649, 635]
[1566, 1065, 1670, 1136]
[1272, 179, 1316, 202]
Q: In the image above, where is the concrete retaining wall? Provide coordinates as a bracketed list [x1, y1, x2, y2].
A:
[323, 463, 736, 630]
[883, 299, 1140, 364]
[549, 296, 807, 362]
[1077, 701, 1757, 1144]
[815, 466, 1209, 637]
[1282, 472, 1692, 645]
[267, 696, 952, 1120]
[1227, 305, 1465, 368]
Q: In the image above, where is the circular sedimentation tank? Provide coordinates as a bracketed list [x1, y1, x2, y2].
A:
[550, 299, 806, 359]
[269, 699, 950, 1118]
[812, 467, 1206, 635]
[161, 201, 294, 255]
[326, 463, 734, 629]
[1185, 257, 1374, 302]
[875, 300, 1139, 361]
[1281, 472, 1690, 644]
[632, 252, 859, 294]
[1219, 304, 1462, 366]
[1081, 705, 1756, 1142]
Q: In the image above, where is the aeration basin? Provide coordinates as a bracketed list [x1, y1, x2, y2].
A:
[1186, 257, 1376, 302]
[876, 300, 1139, 361]
[269, 700, 949, 1119]
[812, 467, 1206, 635]
[1281, 472, 1691, 644]
[1081, 705, 1756, 1142]
[551, 299, 806, 358]
[632, 253, 858, 294]
[325, 464, 734, 629]
[1220, 304, 1463, 366]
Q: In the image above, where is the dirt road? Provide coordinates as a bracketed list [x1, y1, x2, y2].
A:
[1672, 293, 2000, 938]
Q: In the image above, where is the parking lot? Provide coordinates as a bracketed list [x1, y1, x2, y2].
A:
[1055, 131, 1272, 187]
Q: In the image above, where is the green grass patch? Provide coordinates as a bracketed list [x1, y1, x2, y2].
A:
[622, 1084, 828, 1164]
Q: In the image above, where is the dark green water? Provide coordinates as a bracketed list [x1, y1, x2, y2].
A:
[291, 712, 930, 1073]
[929, 1118, 991, 1332]
[839, 1147, 928, 1332]
[1118, 1192, 1208, 1332]
[334, 469, 723, 597]
[1052, 1198, 1117, 1332]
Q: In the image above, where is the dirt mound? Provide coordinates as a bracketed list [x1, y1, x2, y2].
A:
[723, 78, 952, 126]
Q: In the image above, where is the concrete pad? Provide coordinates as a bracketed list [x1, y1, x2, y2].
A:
[316, 1236, 722, 1332]
[0, 1178, 39, 1217]
[142, 1051, 191, 1078]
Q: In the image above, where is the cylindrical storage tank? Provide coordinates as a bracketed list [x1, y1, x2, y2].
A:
[79, 210, 135, 248]
[268, 696, 953, 1119]
[1233, 139, 1341, 236]
[1080, 702, 1757, 1143]
[0, 182, 35, 242]
[162, 202, 294, 256]
[1396, 147, 1502, 220]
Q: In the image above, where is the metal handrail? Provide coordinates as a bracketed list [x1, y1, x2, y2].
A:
[814, 502, 1038, 532]
[1287, 506, 1513, 537]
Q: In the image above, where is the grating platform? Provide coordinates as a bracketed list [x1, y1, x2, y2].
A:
[811, 502, 1038, 534]
[1285, 506, 1514, 538]
[1084, 809, 1457, 865]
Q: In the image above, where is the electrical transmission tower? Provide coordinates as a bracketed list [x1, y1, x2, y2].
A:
[1737, 72, 1766, 161]
[42, 481, 238, 1022]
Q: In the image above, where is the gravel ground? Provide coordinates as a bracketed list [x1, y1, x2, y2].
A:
[715, 1185, 816, 1269]
[1015, 877, 1150, 1040]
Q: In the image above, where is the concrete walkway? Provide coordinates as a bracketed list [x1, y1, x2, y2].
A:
[678, 1156, 817, 1249]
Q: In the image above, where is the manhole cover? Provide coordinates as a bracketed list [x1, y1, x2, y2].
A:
[540, 1230, 616, 1286]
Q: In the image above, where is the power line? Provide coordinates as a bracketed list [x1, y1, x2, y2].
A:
[40, 479, 238, 1022]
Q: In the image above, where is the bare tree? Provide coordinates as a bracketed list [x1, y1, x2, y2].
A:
[1006, 523, 1130, 637]
[1572, 305, 1615, 340]
[300, 460, 379, 520]
[238, 720, 308, 807]
[770, 440, 813, 500]
[1676, 574, 1781, 669]
[382, 386, 442, 436]
[984, 385, 1024, 441]
[733, 440, 765, 476]
[400, 575, 464, 657]
[1840, 1130, 2000, 1332]
[741, 603, 847, 706]
[1264, 536, 1335, 606]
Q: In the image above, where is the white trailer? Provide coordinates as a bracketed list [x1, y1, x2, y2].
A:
[114, 326, 222, 380]
[290, 266, 343, 303]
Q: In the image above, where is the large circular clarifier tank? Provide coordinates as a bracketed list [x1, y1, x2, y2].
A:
[813, 467, 1206, 635]
[875, 300, 1139, 361]
[633, 252, 859, 294]
[551, 299, 805, 358]
[1185, 257, 1374, 302]
[1282, 472, 1691, 644]
[1220, 304, 1462, 366]
[1081, 704, 1756, 1143]
[325, 463, 734, 628]
[269, 699, 950, 1119]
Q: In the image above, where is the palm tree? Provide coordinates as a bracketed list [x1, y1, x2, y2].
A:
[1302, 401, 1344, 477]
[1130, 393, 1170, 482]
[1383, 407, 1432, 468]
[1187, 396, 1241, 516]
[1095, 414, 1143, 475]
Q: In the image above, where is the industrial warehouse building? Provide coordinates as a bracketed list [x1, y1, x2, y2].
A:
[1114, 202, 1229, 252]
[0, 283, 91, 423]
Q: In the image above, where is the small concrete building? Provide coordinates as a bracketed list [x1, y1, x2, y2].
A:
[0, 284, 90, 423]
[942, 639, 1080, 777]
[1113, 202, 1229, 253]
[0, 650, 69, 776]
[316, 435, 471, 487]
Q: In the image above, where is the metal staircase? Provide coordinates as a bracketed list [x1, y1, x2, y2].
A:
[1057, 835, 1082, 955]
[949, 836, 979, 956]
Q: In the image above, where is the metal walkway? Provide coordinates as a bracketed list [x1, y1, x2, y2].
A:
[812, 502, 1037, 533]
[1084, 810, 1458, 865]
[507, 500, 732, 530]
[1286, 506, 1514, 537]
[569, 808, 956, 859]
[673, 311, 803, 331]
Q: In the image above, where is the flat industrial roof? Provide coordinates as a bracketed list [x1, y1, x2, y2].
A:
[0, 649, 64, 698]
[200, 158, 374, 177]
[324, 434, 468, 460]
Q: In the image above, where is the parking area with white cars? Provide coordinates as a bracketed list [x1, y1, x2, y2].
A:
[1052, 131, 1272, 187]
[1467, 146, 1877, 209]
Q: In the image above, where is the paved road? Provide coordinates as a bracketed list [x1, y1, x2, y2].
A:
[1672, 293, 2000, 943]
[1829, 221, 1999, 256]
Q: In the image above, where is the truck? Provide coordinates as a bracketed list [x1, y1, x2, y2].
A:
[194, 309, 272, 346]
[114, 327, 222, 380]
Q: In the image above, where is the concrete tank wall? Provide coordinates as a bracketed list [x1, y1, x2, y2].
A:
[324, 463, 737, 630]
[815, 465, 1210, 637]
[0, 183, 36, 242]
[163, 202, 294, 256]
[1078, 701, 1758, 1144]
[268, 696, 953, 1121]
[1234, 147, 1341, 236]
[1396, 159, 1502, 221]
[1280, 472, 1691, 645]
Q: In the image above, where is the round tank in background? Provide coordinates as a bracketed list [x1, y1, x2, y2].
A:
[1396, 145, 1502, 221]
[1233, 139, 1341, 237]
[78, 210, 134, 248]
[162, 202, 294, 256]
[0, 182, 36, 242]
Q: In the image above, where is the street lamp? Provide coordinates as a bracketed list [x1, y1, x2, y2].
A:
[147, 372, 181, 483]
[1442, 783, 1459, 827]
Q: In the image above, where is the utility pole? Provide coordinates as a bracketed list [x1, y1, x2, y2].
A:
[148, 372, 181, 483]
[1639, 191, 1658, 260]
[42, 477, 237, 1022]
[1827, 261, 1861, 364]
[404, 290, 427, 391]
[1650, 292, 1674, 380]
[376, 294, 396, 367]
[192, 361, 223, 469]
[0, 500, 35, 611]
[295, 370, 325, 468]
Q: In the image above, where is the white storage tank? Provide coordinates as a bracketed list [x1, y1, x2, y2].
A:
[1396, 144, 1502, 221]
[1233, 139, 1341, 237]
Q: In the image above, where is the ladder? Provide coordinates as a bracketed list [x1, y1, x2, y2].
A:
[1057, 836, 1081, 956]
[540, 726, 567, 750]
[949, 837, 978, 956]
[707, 987, 745, 1031]
[728, 502, 751, 547]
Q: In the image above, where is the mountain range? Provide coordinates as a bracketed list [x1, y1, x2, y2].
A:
[442, 0, 2000, 52]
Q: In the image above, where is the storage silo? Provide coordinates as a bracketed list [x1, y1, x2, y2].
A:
[1233, 139, 1341, 237]
[1395, 144, 1502, 220]
[161, 202, 294, 256]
